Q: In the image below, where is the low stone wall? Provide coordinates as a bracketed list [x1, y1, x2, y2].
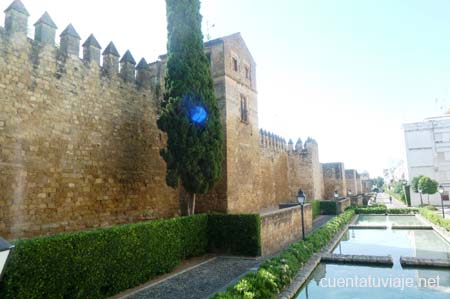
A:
[337, 198, 351, 214]
[350, 195, 363, 207]
[321, 253, 393, 266]
[260, 204, 312, 256]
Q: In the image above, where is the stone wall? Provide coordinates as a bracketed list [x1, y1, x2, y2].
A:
[356, 172, 363, 194]
[287, 139, 324, 202]
[260, 204, 312, 256]
[322, 163, 347, 200]
[0, 21, 179, 239]
[336, 198, 351, 213]
[362, 179, 373, 193]
[345, 169, 357, 195]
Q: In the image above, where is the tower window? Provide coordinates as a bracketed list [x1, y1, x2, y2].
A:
[232, 57, 238, 72]
[240, 95, 248, 123]
[245, 66, 250, 79]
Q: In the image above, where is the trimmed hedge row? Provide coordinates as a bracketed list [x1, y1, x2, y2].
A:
[310, 200, 338, 215]
[311, 201, 320, 219]
[0, 215, 208, 299]
[0, 214, 261, 299]
[211, 209, 355, 299]
[419, 208, 450, 231]
[355, 206, 418, 214]
[208, 214, 261, 256]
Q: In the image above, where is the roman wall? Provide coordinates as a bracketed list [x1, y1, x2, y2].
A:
[322, 162, 347, 200]
[345, 169, 357, 195]
[0, 3, 352, 241]
[0, 11, 179, 239]
[260, 204, 312, 256]
[287, 139, 324, 201]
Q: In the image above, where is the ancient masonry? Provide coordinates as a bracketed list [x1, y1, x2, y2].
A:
[0, 1, 365, 239]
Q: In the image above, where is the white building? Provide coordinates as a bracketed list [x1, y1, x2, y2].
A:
[403, 115, 450, 206]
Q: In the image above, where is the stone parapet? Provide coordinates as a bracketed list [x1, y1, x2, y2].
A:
[260, 204, 312, 256]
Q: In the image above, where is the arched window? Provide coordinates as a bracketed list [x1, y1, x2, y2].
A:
[240, 95, 248, 123]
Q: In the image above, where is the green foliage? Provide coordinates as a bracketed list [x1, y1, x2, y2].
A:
[418, 176, 439, 195]
[419, 208, 450, 231]
[210, 210, 355, 299]
[208, 214, 261, 256]
[373, 177, 385, 189]
[311, 200, 321, 219]
[0, 215, 209, 299]
[411, 175, 424, 193]
[158, 0, 224, 196]
[317, 200, 337, 215]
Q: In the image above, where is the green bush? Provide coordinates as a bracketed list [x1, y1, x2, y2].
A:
[211, 210, 355, 299]
[420, 208, 450, 231]
[318, 201, 337, 215]
[208, 214, 261, 256]
[311, 201, 321, 219]
[0, 215, 209, 299]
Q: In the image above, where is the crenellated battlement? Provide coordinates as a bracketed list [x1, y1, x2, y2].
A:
[259, 129, 287, 152]
[0, 0, 160, 91]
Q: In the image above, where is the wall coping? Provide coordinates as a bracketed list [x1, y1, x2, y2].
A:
[260, 203, 311, 217]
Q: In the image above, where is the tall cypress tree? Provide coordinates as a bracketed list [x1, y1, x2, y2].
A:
[158, 0, 224, 215]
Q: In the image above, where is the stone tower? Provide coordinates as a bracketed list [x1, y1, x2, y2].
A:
[196, 33, 259, 213]
[152, 33, 258, 213]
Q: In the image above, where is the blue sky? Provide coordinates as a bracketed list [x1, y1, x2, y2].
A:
[13, 0, 450, 177]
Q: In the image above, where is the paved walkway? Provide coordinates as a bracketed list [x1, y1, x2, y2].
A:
[377, 192, 406, 208]
[114, 214, 335, 299]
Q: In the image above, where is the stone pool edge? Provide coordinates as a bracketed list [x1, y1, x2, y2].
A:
[416, 213, 450, 243]
[277, 214, 359, 299]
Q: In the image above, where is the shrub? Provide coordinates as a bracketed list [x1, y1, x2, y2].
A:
[210, 210, 355, 299]
[208, 214, 261, 256]
[318, 201, 337, 215]
[419, 208, 450, 231]
[311, 200, 321, 219]
[0, 215, 209, 299]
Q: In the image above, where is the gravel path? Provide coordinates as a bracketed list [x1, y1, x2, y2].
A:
[126, 257, 260, 299]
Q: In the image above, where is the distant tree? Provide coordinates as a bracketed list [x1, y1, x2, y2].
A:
[157, 0, 224, 215]
[411, 175, 424, 193]
[418, 176, 439, 205]
[374, 177, 384, 189]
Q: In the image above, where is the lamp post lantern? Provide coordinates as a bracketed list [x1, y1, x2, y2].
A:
[348, 190, 352, 196]
[418, 188, 423, 206]
[334, 190, 339, 200]
[0, 236, 13, 281]
[439, 185, 445, 219]
[297, 189, 306, 240]
[334, 191, 339, 215]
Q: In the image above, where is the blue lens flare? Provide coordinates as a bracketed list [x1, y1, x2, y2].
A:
[190, 105, 208, 124]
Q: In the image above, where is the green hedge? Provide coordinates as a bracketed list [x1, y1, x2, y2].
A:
[211, 209, 355, 299]
[419, 208, 450, 231]
[318, 200, 337, 215]
[311, 201, 320, 219]
[208, 214, 261, 256]
[0, 215, 209, 299]
[0, 213, 263, 299]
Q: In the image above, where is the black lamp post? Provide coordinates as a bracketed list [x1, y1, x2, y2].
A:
[297, 189, 306, 240]
[439, 185, 445, 219]
[0, 236, 14, 281]
[418, 188, 424, 206]
[334, 191, 339, 214]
